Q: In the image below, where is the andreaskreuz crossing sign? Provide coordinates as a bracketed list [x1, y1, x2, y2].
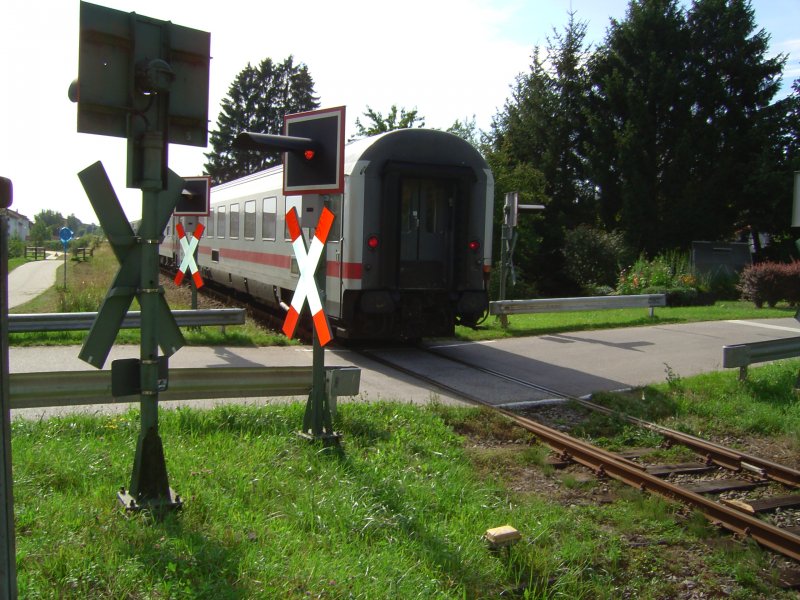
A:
[283, 206, 334, 346]
[174, 222, 204, 288]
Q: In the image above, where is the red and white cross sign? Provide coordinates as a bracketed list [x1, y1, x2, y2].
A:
[174, 222, 205, 288]
[282, 206, 334, 346]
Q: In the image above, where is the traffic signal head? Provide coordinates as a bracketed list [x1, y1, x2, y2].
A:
[233, 106, 345, 196]
[284, 106, 345, 196]
[175, 177, 210, 216]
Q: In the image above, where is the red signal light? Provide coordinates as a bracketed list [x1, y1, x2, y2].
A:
[367, 235, 379, 249]
[304, 149, 315, 160]
[468, 240, 481, 251]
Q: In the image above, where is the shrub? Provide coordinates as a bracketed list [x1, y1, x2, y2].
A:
[616, 251, 693, 295]
[563, 226, 633, 293]
[738, 261, 800, 307]
[7, 235, 24, 259]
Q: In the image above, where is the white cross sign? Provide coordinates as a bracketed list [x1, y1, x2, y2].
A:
[282, 206, 334, 346]
[174, 222, 205, 288]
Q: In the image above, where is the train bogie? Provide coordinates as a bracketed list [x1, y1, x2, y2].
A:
[161, 128, 494, 341]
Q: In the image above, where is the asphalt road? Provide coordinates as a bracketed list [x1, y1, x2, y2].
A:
[8, 254, 62, 309]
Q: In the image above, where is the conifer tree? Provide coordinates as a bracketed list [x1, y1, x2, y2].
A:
[204, 56, 319, 184]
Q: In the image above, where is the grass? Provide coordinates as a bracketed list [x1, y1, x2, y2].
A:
[579, 358, 800, 452]
[12, 400, 795, 599]
[455, 301, 795, 341]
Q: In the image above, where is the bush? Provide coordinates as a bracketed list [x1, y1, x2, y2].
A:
[563, 226, 633, 293]
[738, 261, 800, 307]
[616, 251, 694, 295]
[7, 236, 24, 259]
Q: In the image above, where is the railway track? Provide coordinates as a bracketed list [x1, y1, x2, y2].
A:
[355, 343, 800, 567]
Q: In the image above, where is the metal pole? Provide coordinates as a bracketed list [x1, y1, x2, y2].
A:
[0, 182, 19, 598]
[63, 245, 67, 289]
[119, 131, 179, 512]
[301, 224, 337, 443]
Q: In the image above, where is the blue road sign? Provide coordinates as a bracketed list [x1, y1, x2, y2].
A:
[59, 227, 74, 244]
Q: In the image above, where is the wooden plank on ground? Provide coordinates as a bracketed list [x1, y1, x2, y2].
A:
[683, 478, 767, 495]
[721, 494, 800, 514]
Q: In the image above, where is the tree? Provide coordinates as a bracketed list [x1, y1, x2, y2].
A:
[683, 0, 785, 251]
[447, 116, 481, 149]
[487, 13, 593, 294]
[351, 105, 425, 139]
[585, 0, 692, 255]
[585, 0, 786, 256]
[204, 56, 319, 184]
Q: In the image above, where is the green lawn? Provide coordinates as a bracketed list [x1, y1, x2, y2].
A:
[13, 400, 796, 599]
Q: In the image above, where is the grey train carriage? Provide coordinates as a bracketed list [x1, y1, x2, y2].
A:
[161, 128, 494, 341]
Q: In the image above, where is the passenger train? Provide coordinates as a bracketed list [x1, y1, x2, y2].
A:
[160, 128, 494, 341]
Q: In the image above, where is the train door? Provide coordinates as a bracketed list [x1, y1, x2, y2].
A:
[398, 178, 454, 289]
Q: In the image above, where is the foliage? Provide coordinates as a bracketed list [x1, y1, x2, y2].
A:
[563, 225, 633, 292]
[7, 234, 24, 258]
[446, 115, 482, 149]
[487, 13, 593, 295]
[616, 252, 696, 295]
[738, 261, 800, 307]
[204, 56, 319, 184]
[351, 105, 425, 139]
[486, 1, 792, 296]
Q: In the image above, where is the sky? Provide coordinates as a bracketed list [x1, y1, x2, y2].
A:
[1, 0, 798, 226]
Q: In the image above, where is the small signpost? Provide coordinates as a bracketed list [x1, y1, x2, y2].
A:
[59, 226, 73, 289]
[235, 106, 345, 441]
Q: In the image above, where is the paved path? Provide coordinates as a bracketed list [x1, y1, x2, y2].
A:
[7, 255, 62, 309]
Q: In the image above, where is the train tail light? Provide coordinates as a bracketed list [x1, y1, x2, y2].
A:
[468, 239, 481, 252]
[367, 235, 380, 250]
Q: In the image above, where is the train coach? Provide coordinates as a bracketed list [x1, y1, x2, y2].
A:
[161, 128, 494, 341]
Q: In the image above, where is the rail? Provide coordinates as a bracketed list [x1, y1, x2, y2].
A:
[8, 308, 246, 333]
[722, 336, 800, 380]
[9, 366, 361, 410]
[489, 294, 666, 317]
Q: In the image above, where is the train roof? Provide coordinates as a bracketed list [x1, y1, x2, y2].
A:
[212, 128, 489, 195]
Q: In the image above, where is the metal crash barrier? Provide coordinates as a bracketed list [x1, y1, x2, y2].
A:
[490, 294, 666, 318]
[9, 366, 361, 410]
[723, 337, 800, 380]
[8, 308, 245, 333]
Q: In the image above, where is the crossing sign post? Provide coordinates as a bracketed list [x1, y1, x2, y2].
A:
[235, 107, 346, 442]
[70, 1, 210, 513]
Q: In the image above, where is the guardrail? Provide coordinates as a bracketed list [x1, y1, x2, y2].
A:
[490, 294, 667, 318]
[8, 308, 245, 333]
[722, 336, 800, 380]
[9, 366, 361, 411]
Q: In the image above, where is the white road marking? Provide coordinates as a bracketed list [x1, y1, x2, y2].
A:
[726, 320, 800, 333]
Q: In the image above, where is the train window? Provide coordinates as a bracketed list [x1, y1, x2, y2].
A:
[262, 196, 277, 241]
[217, 206, 226, 238]
[229, 204, 239, 239]
[244, 200, 256, 239]
[207, 208, 215, 237]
